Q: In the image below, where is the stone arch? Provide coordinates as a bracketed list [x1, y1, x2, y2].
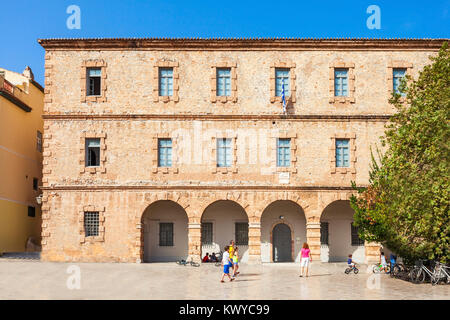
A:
[319, 199, 365, 263]
[135, 194, 190, 263]
[199, 197, 250, 262]
[260, 199, 307, 263]
[197, 191, 250, 220]
[255, 192, 310, 219]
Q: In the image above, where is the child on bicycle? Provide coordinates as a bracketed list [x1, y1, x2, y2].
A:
[220, 246, 235, 283]
[348, 254, 356, 269]
[380, 252, 387, 270]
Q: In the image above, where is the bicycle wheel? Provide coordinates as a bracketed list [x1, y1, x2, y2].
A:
[384, 265, 391, 274]
[372, 265, 380, 273]
[412, 268, 425, 284]
[409, 267, 419, 283]
[354, 268, 359, 274]
[345, 268, 351, 274]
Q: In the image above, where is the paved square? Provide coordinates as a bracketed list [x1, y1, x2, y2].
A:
[0, 260, 448, 299]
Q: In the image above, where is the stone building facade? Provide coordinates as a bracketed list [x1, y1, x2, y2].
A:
[37, 38, 444, 264]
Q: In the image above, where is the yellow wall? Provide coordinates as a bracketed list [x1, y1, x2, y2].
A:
[0, 68, 43, 253]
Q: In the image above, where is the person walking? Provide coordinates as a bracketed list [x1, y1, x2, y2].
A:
[299, 242, 312, 277]
[220, 246, 235, 283]
[232, 246, 240, 278]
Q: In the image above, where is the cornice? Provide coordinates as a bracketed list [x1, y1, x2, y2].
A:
[40, 185, 362, 191]
[42, 114, 391, 122]
[37, 38, 448, 51]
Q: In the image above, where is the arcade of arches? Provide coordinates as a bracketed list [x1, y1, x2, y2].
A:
[135, 190, 381, 264]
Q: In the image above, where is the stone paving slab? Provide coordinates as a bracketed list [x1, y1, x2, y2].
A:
[0, 261, 448, 300]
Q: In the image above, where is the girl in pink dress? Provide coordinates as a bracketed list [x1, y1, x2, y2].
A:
[300, 242, 312, 277]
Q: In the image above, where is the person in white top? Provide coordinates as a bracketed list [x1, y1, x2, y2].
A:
[380, 252, 388, 272]
[220, 246, 235, 283]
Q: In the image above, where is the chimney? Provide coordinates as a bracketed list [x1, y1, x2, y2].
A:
[23, 66, 34, 80]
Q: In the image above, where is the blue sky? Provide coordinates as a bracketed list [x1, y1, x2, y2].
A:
[1, 0, 449, 85]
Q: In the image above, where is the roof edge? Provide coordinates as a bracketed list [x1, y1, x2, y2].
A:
[37, 38, 449, 50]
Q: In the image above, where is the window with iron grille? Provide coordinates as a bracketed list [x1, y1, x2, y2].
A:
[320, 222, 329, 245]
[84, 212, 99, 237]
[159, 223, 174, 246]
[235, 222, 248, 245]
[334, 68, 349, 97]
[393, 68, 406, 95]
[201, 222, 213, 245]
[37, 131, 42, 153]
[158, 138, 172, 167]
[28, 206, 35, 218]
[159, 68, 173, 96]
[217, 138, 232, 167]
[216, 68, 231, 96]
[87, 68, 101, 96]
[335, 139, 350, 168]
[275, 68, 290, 96]
[277, 138, 291, 167]
[85, 138, 100, 167]
[351, 223, 364, 246]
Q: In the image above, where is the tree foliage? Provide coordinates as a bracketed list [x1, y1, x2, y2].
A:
[350, 43, 450, 264]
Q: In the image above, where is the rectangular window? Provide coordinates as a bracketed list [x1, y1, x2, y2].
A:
[334, 68, 348, 97]
[320, 222, 329, 245]
[351, 223, 364, 246]
[393, 68, 406, 95]
[335, 139, 350, 168]
[275, 68, 290, 97]
[87, 68, 101, 96]
[159, 68, 173, 96]
[216, 68, 231, 96]
[158, 138, 172, 167]
[201, 222, 213, 245]
[235, 222, 248, 245]
[159, 223, 174, 246]
[33, 178, 38, 191]
[85, 138, 101, 167]
[217, 138, 232, 167]
[277, 138, 291, 167]
[28, 206, 35, 218]
[84, 212, 99, 237]
[37, 131, 42, 153]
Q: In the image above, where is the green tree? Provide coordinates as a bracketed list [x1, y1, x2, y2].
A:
[350, 43, 450, 264]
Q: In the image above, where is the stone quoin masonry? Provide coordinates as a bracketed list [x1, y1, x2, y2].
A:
[37, 38, 445, 264]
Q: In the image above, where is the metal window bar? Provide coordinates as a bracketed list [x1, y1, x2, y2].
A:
[84, 212, 99, 237]
[37, 131, 42, 152]
[159, 223, 174, 246]
[201, 222, 213, 245]
[235, 222, 248, 245]
[320, 222, 329, 245]
[351, 223, 364, 246]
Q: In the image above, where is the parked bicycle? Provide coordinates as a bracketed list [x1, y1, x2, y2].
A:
[345, 264, 359, 274]
[390, 262, 407, 278]
[176, 258, 200, 267]
[431, 262, 450, 286]
[372, 263, 390, 274]
[214, 251, 223, 267]
[410, 260, 435, 284]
